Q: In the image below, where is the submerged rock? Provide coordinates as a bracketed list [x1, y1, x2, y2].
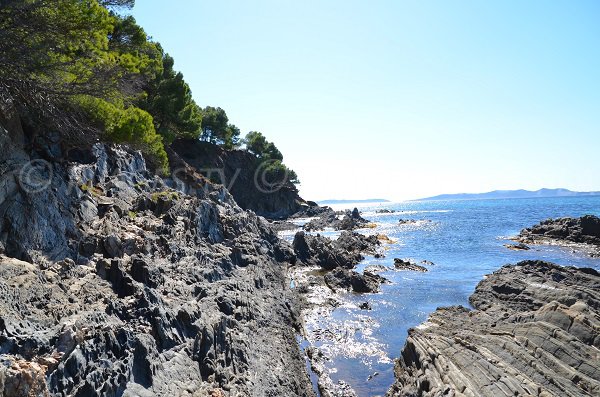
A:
[504, 242, 531, 251]
[393, 258, 428, 272]
[398, 219, 431, 225]
[387, 260, 600, 396]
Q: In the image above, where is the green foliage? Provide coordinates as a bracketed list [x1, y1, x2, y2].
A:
[77, 96, 169, 174]
[243, 131, 299, 184]
[99, 0, 135, 9]
[0, 0, 297, 184]
[200, 106, 240, 149]
[108, 15, 162, 78]
[150, 190, 180, 202]
[1, 1, 125, 103]
[261, 160, 300, 185]
[140, 53, 203, 142]
[244, 131, 282, 161]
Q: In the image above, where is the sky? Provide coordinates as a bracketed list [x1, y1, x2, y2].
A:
[132, 0, 600, 201]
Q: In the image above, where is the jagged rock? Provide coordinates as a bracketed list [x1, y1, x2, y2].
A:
[292, 231, 379, 270]
[364, 264, 390, 273]
[130, 257, 163, 288]
[304, 208, 371, 232]
[0, 115, 315, 397]
[0, 357, 50, 397]
[269, 220, 299, 232]
[170, 139, 308, 219]
[103, 235, 123, 258]
[387, 261, 600, 397]
[324, 268, 388, 293]
[515, 215, 600, 256]
[292, 204, 334, 219]
[394, 258, 428, 272]
[336, 231, 379, 255]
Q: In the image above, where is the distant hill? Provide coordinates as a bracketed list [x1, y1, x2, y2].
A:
[417, 188, 600, 201]
[317, 198, 390, 205]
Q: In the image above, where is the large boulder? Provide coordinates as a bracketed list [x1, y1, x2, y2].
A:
[324, 268, 388, 293]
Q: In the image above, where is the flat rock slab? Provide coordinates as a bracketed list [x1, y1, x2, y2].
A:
[387, 260, 600, 397]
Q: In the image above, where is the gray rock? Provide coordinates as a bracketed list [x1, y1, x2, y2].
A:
[394, 258, 428, 272]
[0, 118, 315, 397]
[387, 260, 600, 397]
[324, 268, 388, 293]
[304, 208, 371, 232]
[515, 215, 600, 256]
[293, 231, 379, 270]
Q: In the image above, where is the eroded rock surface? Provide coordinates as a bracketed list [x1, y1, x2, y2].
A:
[324, 268, 388, 293]
[170, 138, 310, 219]
[293, 231, 379, 270]
[387, 260, 600, 397]
[0, 119, 314, 396]
[304, 208, 372, 232]
[515, 215, 600, 257]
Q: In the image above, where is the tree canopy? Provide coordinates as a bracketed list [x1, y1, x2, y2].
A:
[199, 106, 240, 149]
[243, 131, 299, 185]
[140, 53, 203, 143]
[0, 0, 298, 181]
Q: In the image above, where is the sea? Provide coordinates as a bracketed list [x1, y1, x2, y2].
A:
[284, 196, 600, 397]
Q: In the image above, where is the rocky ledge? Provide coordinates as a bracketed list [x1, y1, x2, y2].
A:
[303, 207, 373, 232]
[387, 260, 600, 397]
[514, 215, 600, 257]
[0, 114, 314, 396]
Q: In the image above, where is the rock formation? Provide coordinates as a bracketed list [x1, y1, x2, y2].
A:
[170, 138, 313, 219]
[387, 260, 600, 397]
[515, 215, 600, 257]
[0, 113, 315, 396]
[394, 259, 428, 272]
[292, 231, 380, 270]
[303, 208, 372, 232]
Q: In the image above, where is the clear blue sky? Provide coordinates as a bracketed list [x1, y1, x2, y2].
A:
[132, 0, 600, 201]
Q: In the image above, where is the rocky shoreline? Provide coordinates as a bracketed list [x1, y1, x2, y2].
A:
[2, 107, 600, 397]
[386, 260, 600, 396]
[0, 119, 315, 396]
[513, 215, 600, 257]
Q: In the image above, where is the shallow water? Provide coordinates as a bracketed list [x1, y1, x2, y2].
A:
[293, 196, 600, 396]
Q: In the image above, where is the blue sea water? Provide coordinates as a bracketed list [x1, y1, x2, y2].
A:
[299, 196, 600, 396]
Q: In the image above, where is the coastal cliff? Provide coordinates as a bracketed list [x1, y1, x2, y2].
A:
[0, 111, 314, 396]
[171, 138, 311, 219]
[387, 260, 600, 397]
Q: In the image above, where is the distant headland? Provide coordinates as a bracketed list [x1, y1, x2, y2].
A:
[417, 188, 600, 201]
[317, 198, 390, 205]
